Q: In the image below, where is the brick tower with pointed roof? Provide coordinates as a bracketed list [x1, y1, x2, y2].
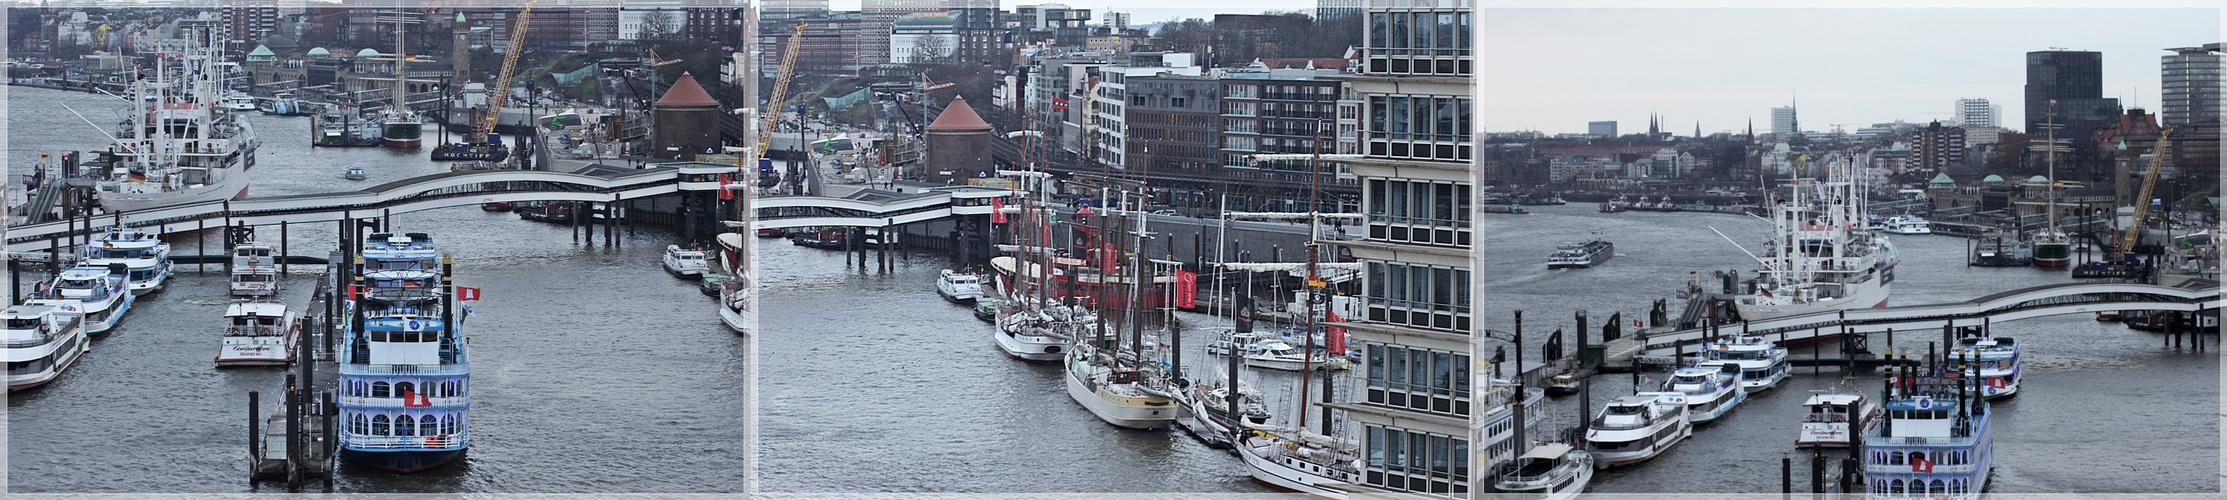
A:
[924, 96, 993, 183]
[652, 71, 723, 160]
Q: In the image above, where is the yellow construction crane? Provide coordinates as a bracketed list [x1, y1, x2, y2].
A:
[648, 49, 685, 68]
[756, 23, 805, 159]
[479, 0, 536, 142]
[2116, 127, 2174, 260]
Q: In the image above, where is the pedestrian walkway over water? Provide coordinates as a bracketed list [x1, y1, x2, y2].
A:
[753, 185, 1010, 230]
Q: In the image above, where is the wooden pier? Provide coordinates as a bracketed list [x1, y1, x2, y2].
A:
[248, 271, 340, 489]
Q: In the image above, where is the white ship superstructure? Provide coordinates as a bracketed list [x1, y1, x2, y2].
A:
[1728, 159, 1897, 321]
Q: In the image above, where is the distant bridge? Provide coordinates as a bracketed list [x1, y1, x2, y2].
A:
[6, 162, 740, 252]
[1625, 281, 2222, 360]
[752, 186, 1009, 230]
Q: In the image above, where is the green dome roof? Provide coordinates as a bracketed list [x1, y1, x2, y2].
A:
[356, 48, 381, 57]
[306, 47, 329, 56]
[2028, 175, 2050, 183]
[1982, 174, 2005, 183]
[247, 45, 274, 57]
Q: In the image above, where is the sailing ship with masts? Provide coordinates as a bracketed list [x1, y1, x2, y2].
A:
[989, 128, 1091, 361]
[376, 10, 424, 148]
[2031, 102, 2074, 268]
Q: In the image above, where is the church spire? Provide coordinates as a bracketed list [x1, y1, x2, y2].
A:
[1694, 121, 1701, 140]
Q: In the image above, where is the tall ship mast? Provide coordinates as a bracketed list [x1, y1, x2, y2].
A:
[336, 232, 472, 472]
[1721, 158, 1898, 321]
[94, 22, 260, 213]
[378, 10, 424, 148]
[2031, 102, 2074, 268]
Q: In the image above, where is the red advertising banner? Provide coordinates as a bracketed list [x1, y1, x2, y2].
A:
[1174, 270, 1197, 309]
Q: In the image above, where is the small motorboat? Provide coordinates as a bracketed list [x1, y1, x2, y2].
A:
[2096, 311, 2123, 322]
[481, 202, 513, 212]
[663, 245, 709, 277]
[343, 166, 367, 180]
[1546, 374, 1581, 397]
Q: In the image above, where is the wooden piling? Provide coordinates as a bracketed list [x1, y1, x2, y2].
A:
[279, 221, 289, 277]
[248, 390, 260, 486]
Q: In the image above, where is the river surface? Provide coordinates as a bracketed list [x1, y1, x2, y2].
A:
[6, 87, 749, 493]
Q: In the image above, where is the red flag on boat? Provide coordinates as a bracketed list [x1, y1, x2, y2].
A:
[1174, 270, 1197, 309]
[991, 197, 1007, 224]
[1911, 456, 1933, 473]
[1326, 309, 1348, 353]
[347, 284, 362, 301]
[402, 390, 431, 408]
[457, 287, 482, 301]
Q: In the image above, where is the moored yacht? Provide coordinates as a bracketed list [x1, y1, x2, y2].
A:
[1798, 392, 1880, 448]
[1950, 336, 2022, 399]
[1699, 336, 1790, 391]
[1584, 392, 1692, 469]
[36, 265, 134, 335]
[1661, 364, 1748, 424]
[663, 244, 709, 277]
[5, 303, 89, 391]
[992, 302, 1081, 361]
[1243, 339, 1346, 372]
[1546, 239, 1614, 269]
[84, 230, 173, 295]
[214, 299, 300, 367]
[1237, 428, 1362, 497]
[1493, 443, 1594, 500]
[937, 269, 984, 303]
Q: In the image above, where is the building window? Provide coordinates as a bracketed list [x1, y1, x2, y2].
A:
[1363, 425, 1468, 495]
[1363, 261, 1471, 332]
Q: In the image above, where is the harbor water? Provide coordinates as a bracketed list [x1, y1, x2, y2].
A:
[6, 87, 748, 493]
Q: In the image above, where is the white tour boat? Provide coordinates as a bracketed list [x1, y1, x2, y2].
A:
[6, 303, 90, 391]
[1699, 335, 1790, 391]
[663, 244, 709, 277]
[1584, 392, 1693, 469]
[936, 269, 984, 303]
[1797, 392, 1880, 448]
[1661, 364, 1748, 424]
[214, 299, 301, 367]
[1493, 443, 1595, 500]
[229, 242, 279, 297]
[84, 230, 174, 295]
[1950, 336, 2023, 399]
[36, 265, 135, 335]
[1881, 215, 1932, 235]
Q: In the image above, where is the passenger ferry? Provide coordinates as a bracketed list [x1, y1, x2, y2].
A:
[1546, 239, 1614, 269]
[1584, 392, 1692, 469]
[214, 299, 300, 367]
[1948, 336, 2022, 399]
[1493, 443, 1594, 500]
[37, 265, 135, 335]
[229, 242, 279, 297]
[1661, 364, 1748, 424]
[1700, 335, 1791, 391]
[1798, 392, 1880, 448]
[6, 303, 89, 391]
[84, 231, 173, 295]
[1882, 215, 1932, 235]
[1861, 376, 1993, 499]
[336, 232, 471, 472]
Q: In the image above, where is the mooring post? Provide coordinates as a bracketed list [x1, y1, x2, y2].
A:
[279, 221, 289, 277]
[1782, 455, 1792, 494]
[248, 390, 260, 485]
[198, 218, 207, 273]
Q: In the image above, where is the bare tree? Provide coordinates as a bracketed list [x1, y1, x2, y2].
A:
[639, 11, 678, 41]
[909, 35, 951, 65]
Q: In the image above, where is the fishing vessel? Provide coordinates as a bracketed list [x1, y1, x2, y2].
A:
[936, 269, 984, 303]
[36, 265, 134, 335]
[1967, 229, 2033, 267]
[93, 27, 260, 213]
[1861, 372, 1994, 499]
[716, 232, 753, 334]
[1721, 160, 1897, 321]
[1949, 336, 2022, 399]
[1172, 379, 1270, 448]
[1797, 392, 1879, 448]
[5, 303, 89, 391]
[228, 241, 279, 297]
[1546, 239, 1614, 269]
[84, 230, 173, 295]
[1237, 428, 1362, 496]
[1660, 364, 1748, 424]
[214, 299, 300, 367]
[1584, 392, 1692, 469]
[663, 245, 709, 277]
[336, 232, 471, 472]
[1698, 335, 1790, 391]
[1492, 443, 1594, 500]
[2031, 105, 2073, 268]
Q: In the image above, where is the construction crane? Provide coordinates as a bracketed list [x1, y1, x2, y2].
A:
[648, 49, 685, 68]
[478, 0, 536, 143]
[756, 23, 805, 159]
[2116, 127, 2174, 261]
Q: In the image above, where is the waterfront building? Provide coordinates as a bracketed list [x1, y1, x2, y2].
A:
[651, 72, 723, 161]
[925, 97, 995, 183]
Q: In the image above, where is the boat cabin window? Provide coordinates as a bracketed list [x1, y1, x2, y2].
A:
[395, 415, 416, 436]
[371, 414, 391, 436]
[372, 382, 390, 397]
[352, 414, 368, 435]
[7, 318, 40, 329]
[234, 274, 273, 282]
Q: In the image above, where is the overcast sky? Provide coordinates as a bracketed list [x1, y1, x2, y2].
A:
[1478, 7, 2222, 135]
[825, 0, 1318, 25]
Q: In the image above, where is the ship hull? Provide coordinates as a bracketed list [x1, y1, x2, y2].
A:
[342, 448, 465, 473]
[1237, 434, 1350, 498]
[1732, 281, 1891, 323]
[99, 174, 251, 213]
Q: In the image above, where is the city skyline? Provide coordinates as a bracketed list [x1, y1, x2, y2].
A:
[1477, 7, 2221, 136]
[827, 0, 1321, 25]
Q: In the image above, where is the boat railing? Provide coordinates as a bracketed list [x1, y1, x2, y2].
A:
[338, 362, 469, 377]
[1494, 459, 1568, 488]
[344, 433, 470, 450]
[339, 395, 469, 408]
